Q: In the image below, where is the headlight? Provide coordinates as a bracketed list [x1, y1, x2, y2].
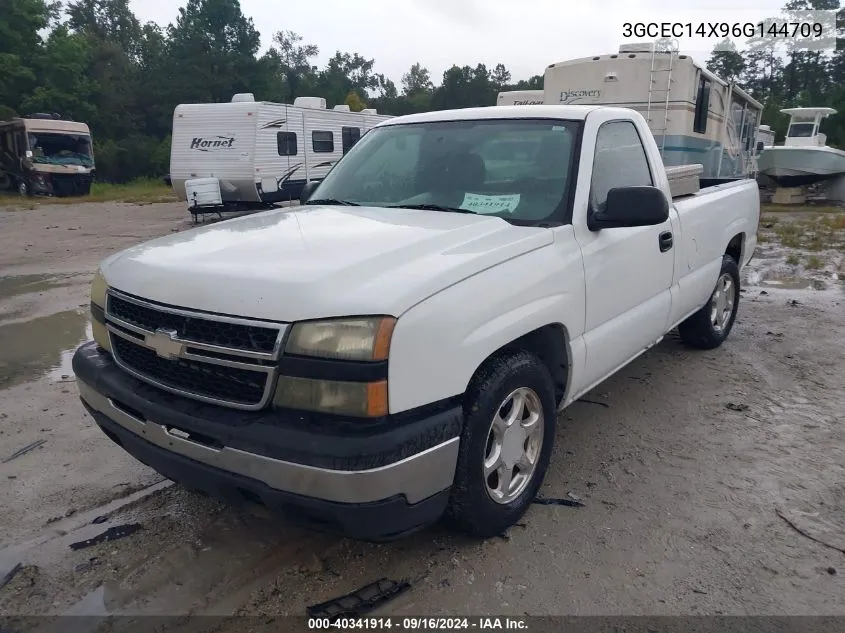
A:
[273, 376, 387, 417]
[275, 316, 395, 416]
[284, 316, 395, 361]
[90, 268, 111, 352]
[91, 268, 107, 308]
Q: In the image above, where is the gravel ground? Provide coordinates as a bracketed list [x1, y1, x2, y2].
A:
[0, 199, 843, 623]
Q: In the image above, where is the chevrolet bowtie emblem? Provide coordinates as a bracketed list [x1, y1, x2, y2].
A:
[145, 328, 184, 360]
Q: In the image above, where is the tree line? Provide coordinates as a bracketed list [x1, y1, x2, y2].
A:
[1, 0, 842, 183]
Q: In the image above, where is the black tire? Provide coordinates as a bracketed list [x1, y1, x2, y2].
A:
[446, 349, 557, 537]
[678, 254, 740, 350]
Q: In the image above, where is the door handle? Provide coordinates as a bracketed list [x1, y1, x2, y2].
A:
[659, 231, 673, 252]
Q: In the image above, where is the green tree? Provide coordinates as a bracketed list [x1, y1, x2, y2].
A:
[401, 62, 433, 95]
[165, 0, 263, 104]
[490, 63, 511, 89]
[21, 26, 96, 122]
[706, 39, 747, 84]
[344, 90, 366, 111]
[67, 0, 142, 57]
[0, 0, 60, 114]
[269, 30, 318, 100]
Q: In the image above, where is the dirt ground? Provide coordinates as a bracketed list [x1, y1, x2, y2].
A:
[0, 198, 843, 622]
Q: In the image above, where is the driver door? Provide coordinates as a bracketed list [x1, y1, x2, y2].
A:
[573, 115, 676, 389]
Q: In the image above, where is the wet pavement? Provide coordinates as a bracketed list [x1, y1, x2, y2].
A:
[0, 199, 843, 621]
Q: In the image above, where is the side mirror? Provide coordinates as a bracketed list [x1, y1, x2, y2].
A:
[25, 150, 33, 159]
[299, 180, 318, 205]
[756, 141, 764, 152]
[588, 186, 669, 231]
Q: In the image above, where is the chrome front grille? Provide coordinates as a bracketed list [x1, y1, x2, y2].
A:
[104, 289, 287, 410]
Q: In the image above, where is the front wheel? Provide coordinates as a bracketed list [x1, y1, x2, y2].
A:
[446, 349, 557, 537]
[678, 254, 740, 349]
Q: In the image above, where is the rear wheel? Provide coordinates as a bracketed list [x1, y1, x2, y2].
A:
[447, 349, 556, 537]
[678, 254, 740, 349]
[17, 179, 30, 197]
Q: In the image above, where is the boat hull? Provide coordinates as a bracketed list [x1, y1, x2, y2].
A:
[757, 145, 845, 187]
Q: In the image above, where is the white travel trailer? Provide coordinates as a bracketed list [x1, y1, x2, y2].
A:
[496, 90, 544, 106]
[169, 94, 392, 215]
[542, 42, 764, 182]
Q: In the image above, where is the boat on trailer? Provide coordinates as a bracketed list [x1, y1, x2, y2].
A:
[757, 107, 845, 187]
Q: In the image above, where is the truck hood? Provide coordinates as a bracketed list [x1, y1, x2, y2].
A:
[101, 205, 552, 322]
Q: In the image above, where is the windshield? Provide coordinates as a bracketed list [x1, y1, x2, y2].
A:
[27, 132, 94, 167]
[311, 118, 580, 224]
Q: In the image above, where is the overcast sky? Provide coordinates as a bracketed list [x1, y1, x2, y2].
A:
[129, 0, 823, 87]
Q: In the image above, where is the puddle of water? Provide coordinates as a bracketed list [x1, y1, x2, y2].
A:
[0, 273, 86, 298]
[0, 309, 91, 389]
[0, 481, 173, 577]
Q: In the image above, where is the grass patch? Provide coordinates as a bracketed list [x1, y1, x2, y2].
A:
[0, 177, 175, 208]
[806, 255, 824, 269]
[766, 212, 845, 251]
[773, 222, 804, 248]
[786, 253, 800, 265]
[762, 203, 843, 214]
[819, 214, 845, 231]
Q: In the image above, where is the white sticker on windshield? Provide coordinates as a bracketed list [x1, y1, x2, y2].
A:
[459, 193, 521, 214]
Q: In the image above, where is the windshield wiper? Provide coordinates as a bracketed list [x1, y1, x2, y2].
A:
[386, 203, 477, 214]
[305, 198, 360, 206]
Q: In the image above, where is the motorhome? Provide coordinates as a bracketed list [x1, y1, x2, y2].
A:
[0, 114, 94, 196]
[542, 42, 764, 183]
[496, 90, 544, 106]
[169, 94, 393, 215]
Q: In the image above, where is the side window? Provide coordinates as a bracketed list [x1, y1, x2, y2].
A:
[693, 76, 710, 134]
[277, 132, 297, 156]
[590, 120, 653, 211]
[341, 126, 361, 154]
[312, 130, 334, 153]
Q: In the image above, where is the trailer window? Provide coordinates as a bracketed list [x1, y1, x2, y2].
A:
[693, 76, 710, 134]
[312, 131, 334, 153]
[342, 127, 361, 154]
[277, 132, 297, 156]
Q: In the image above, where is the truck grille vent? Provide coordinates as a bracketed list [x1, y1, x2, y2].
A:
[108, 293, 278, 354]
[104, 290, 286, 410]
[111, 337, 268, 406]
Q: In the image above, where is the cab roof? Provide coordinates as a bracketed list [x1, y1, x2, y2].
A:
[375, 104, 611, 127]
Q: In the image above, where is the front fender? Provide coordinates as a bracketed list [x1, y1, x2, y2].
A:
[387, 229, 586, 414]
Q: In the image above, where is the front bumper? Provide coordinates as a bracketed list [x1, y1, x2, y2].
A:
[73, 342, 463, 540]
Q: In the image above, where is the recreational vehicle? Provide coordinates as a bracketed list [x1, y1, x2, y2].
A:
[496, 90, 544, 106]
[542, 42, 763, 182]
[0, 114, 94, 196]
[169, 94, 392, 214]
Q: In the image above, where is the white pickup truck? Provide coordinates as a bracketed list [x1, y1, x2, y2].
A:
[73, 105, 760, 541]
